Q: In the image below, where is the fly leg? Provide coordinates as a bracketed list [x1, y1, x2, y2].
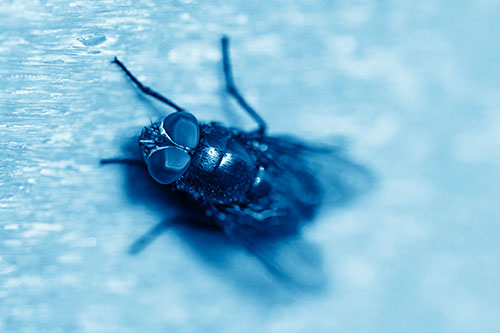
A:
[100, 158, 146, 168]
[128, 215, 215, 255]
[221, 36, 267, 135]
[128, 219, 170, 255]
[112, 57, 186, 112]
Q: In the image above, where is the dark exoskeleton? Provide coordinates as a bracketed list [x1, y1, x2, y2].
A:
[102, 37, 371, 287]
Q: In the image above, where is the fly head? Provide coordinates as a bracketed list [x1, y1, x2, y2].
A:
[139, 111, 200, 184]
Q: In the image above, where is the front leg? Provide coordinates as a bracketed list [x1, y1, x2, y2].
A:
[100, 158, 146, 168]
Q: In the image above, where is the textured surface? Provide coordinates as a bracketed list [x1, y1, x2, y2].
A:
[1, 1, 500, 332]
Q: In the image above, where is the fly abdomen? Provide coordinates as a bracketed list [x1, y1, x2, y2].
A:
[247, 166, 272, 200]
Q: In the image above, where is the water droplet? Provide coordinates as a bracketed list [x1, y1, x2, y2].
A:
[78, 33, 106, 47]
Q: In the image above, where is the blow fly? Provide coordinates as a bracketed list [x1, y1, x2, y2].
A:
[102, 37, 371, 287]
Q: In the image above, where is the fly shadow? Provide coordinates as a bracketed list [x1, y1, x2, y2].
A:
[100, 133, 374, 302]
[100, 137, 318, 302]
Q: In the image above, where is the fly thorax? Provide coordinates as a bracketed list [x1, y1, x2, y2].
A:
[189, 142, 257, 200]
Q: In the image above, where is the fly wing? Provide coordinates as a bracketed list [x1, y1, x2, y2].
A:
[260, 135, 374, 208]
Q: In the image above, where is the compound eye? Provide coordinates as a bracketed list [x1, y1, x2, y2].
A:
[162, 112, 200, 149]
[146, 146, 191, 184]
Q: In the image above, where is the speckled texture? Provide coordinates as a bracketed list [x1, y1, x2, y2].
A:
[2, 1, 500, 332]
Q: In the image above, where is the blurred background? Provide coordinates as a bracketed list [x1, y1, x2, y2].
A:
[1, 1, 500, 332]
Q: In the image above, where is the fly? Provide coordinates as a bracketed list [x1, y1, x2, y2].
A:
[101, 36, 372, 288]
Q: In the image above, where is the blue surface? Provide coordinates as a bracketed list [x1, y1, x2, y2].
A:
[1, 1, 500, 332]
